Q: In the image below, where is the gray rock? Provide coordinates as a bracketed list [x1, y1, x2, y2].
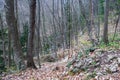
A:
[107, 50, 114, 53]
[96, 72, 104, 76]
[72, 68, 80, 73]
[67, 58, 76, 67]
[74, 61, 83, 68]
[85, 57, 93, 65]
[107, 54, 117, 62]
[117, 58, 120, 64]
[95, 51, 102, 56]
[76, 59, 80, 63]
[108, 62, 118, 73]
[95, 58, 100, 62]
[69, 66, 74, 71]
[94, 62, 100, 67]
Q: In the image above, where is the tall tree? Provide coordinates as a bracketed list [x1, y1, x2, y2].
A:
[27, 0, 37, 68]
[52, 0, 57, 57]
[103, 0, 109, 44]
[0, 14, 6, 65]
[65, 0, 72, 49]
[36, 0, 42, 68]
[5, 0, 25, 70]
[61, 0, 65, 48]
[8, 28, 11, 67]
[78, 0, 93, 43]
[14, 0, 20, 36]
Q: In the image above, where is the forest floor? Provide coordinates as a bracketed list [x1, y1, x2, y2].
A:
[2, 50, 120, 80]
[1, 23, 120, 80]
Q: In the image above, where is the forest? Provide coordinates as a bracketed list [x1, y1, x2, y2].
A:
[0, 0, 120, 80]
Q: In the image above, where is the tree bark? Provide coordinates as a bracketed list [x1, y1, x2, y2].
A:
[36, 0, 42, 68]
[103, 0, 109, 44]
[8, 28, 11, 68]
[27, 0, 37, 69]
[78, 0, 93, 43]
[0, 14, 6, 66]
[5, 0, 26, 70]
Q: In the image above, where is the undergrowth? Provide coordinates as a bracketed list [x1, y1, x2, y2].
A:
[98, 33, 120, 50]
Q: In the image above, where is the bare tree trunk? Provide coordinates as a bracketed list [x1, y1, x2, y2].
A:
[94, 0, 100, 42]
[61, 0, 65, 49]
[41, 0, 48, 55]
[78, 0, 92, 43]
[90, 0, 93, 35]
[113, 14, 120, 41]
[0, 14, 6, 66]
[8, 28, 11, 68]
[36, 0, 42, 68]
[71, 1, 79, 46]
[103, 0, 109, 44]
[52, 0, 57, 58]
[14, 0, 20, 36]
[27, 0, 37, 69]
[5, 0, 26, 70]
[65, 0, 72, 49]
[90, 0, 96, 46]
